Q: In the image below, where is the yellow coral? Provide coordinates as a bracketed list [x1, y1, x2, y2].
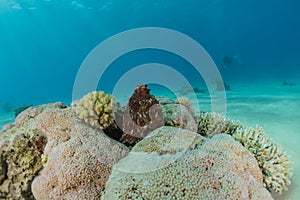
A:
[232, 126, 292, 194]
[75, 91, 115, 129]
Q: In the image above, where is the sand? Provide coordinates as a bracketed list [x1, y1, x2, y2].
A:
[0, 112, 14, 129]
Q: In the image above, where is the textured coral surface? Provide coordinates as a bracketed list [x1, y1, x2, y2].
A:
[197, 112, 292, 193]
[75, 91, 115, 129]
[0, 91, 293, 199]
[30, 106, 129, 199]
[0, 102, 129, 199]
[102, 126, 273, 200]
[232, 126, 292, 193]
[0, 104, 63, 200]
[161, 103, 197, 132]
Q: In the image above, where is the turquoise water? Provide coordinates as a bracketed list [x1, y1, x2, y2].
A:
[0, 0, 299, 109]
[0, 1, 300, 199]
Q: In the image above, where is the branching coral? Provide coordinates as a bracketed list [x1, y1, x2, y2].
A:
[232, 126, 292, 193]
[197, 112, 292, 194]
[75, 91, 115, 129]
[197, 112, 242, 137]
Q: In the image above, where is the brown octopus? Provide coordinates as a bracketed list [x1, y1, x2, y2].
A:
[121, 84, 164, 145]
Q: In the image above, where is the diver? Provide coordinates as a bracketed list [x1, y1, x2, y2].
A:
[221, 55, 243, 70]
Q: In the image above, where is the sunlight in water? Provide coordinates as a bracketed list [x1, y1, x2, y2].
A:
[0, 0, 119, 13]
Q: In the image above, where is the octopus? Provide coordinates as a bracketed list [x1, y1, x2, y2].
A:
[121, 84, 164, 145]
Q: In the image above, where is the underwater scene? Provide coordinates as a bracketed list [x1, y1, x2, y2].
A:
[0, 0, 299, 199]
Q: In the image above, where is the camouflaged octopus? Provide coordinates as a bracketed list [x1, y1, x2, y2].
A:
[121, 84, 164, 144]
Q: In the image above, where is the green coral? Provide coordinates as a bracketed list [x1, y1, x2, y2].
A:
[75, 91, 115, 129]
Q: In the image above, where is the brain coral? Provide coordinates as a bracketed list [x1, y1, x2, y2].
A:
[101, 126, 272, 200]
[75, 91, 115, 129]
[0, 102, 129, 199]
[29, 105, 129, 199]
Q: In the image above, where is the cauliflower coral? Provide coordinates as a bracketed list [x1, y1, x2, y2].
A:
[75, 91, 115, 129]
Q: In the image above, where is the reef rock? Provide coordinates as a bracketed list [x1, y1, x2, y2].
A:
[102, 126, 273, 200]
[0, 103, 66, 199]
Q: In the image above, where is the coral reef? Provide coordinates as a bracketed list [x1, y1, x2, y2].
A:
[0, 126, 46, 199]
[197, 112, 292, 194]
[193, 87, 206, 93]
[0, 89, 293, 198]
[121, 84, 164, 144]
[176, 86, 206, 96]
[161, 103, 197, 132]
[197, 112, 242, 137]
[215, 81, 231, 91]
[232, 126, 292, 193]
[0, 102, 129, 199]
[175, 96, 195, 116]
[28, 106, 129, 199]
[75, 91, 115, 129]
[102, 126, 272, 200]
[155, 96, 174, 105]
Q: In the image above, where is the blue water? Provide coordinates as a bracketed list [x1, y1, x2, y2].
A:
[0, 0, 299, 111]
